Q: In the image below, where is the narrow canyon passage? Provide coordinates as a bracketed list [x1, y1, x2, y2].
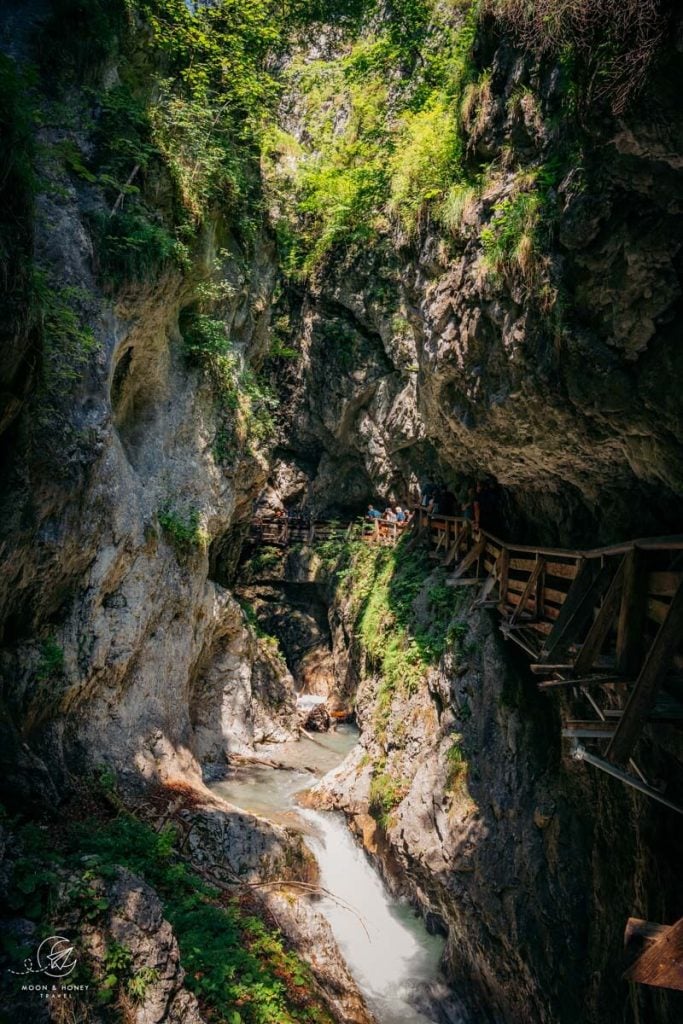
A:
[1, 1, 682, 1023]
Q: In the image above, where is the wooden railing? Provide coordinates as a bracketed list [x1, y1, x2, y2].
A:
[250, 514, 411, 548]
[415, 506, 683, 798]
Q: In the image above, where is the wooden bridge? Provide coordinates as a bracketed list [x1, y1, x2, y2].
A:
[250, 513, 409, 547]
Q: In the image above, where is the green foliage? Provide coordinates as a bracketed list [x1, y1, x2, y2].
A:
[158, 505, 208, 554]
[246, 546, 284, 580]
[32, 275, 98, 407]
[388, 100, 463, 234]
[481, 188, 542, 280]
[36, 636, 65, 681]
[100, 942, 159, 1004]
[311, 537, 471, 734]
[181, 311, 239, 405]
[444, 736, 467, 793]
[266, 1, 483, 274]
[368, 760, 408, 828]
[354, 539, 467, 697]
[67, 814, 332, 1024]
[179, 310, 277, 461]
[93, 210, 190, 288]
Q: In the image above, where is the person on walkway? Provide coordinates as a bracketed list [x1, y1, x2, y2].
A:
[438, 486, 458, 517]
[366, 504, 382, 520]
[384, 507, 397, 522]
[462, 485, 480, 534]
[395, 505, 406, 523]
[476, 479, 499, 534]
[420, 479, 438, 509]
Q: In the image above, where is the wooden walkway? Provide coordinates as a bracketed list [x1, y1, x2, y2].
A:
[250, 514, 408, 547]
[251, 508, 683, 788]
[416, 509, 683, 994]
[415, 508, 683, 785]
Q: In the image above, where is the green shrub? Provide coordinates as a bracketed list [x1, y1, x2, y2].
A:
[94, 210, 189, 288]
[445, 736, 468, 793]
[388, 101, 463, 233]
[36, 636, 65, 682]
[158, 505, 208, 554]
[4, 806, 334, 1024]
[369, 763, 408, 828]
[481, 188, 542, 280]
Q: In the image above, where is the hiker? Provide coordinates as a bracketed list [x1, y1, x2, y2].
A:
[366, 504, 382, 520]
[420, 479, 438, 509]
[476, 479, 498, 534]
[438, 486, 458, 517]
[395, 505, 406, 523]
[384, 507, 397, 522]
[462, 485, 480, 534]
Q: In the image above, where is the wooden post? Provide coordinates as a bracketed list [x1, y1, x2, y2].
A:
[607, 580, 683, 764]
[498, 547, 509, 606]
[573, 555, 626, 674]
[615, 547, 648, 675]
[509, 557, 545, 625]
[540, 559, 614, 663]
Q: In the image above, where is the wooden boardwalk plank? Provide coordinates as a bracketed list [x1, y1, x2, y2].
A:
[573, 556, 626, 674]
[624, 917, 683, 991]
[607, 580, 683, 765]
[616, 548, 648, 675]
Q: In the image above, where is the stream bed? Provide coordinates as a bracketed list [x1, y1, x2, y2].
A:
[211, 725, 463, 1024]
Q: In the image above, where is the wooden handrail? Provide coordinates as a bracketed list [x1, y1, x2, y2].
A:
[411, 507, 683, 561]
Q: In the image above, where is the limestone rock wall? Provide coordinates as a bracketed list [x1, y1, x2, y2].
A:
[269, 18, 683, 545]
[0, 17, 294, 801]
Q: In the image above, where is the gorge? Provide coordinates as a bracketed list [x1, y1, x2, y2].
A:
[0, 2, 682, 1024]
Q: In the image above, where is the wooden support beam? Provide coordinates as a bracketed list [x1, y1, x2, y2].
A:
[443, 521, 463, 567]
[624, 917, 683, 991]
[573, 555, 627, 674]
[540, 559, 615, 663]
[616, 547, 648, 675]
[448, 537, 486, 582]
[498, 546, 510, 605]
[607, 580, 683, 765]
[509, 557, 545, 626]
[537, 675, 633, 691]
[562, 722, 616, 738]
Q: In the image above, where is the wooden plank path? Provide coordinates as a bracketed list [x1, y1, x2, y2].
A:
[414, 507, 683, 798]
[250, 514, 410, 548]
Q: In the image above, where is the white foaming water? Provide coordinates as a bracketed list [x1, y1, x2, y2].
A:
[296, 693, 328, 710]
[211, 727, 458, 1024]
[300, 807, 445, 1024]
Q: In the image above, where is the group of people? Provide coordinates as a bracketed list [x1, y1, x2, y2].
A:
[366, 504, 410, 524]
[419, 478, 499, 534]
